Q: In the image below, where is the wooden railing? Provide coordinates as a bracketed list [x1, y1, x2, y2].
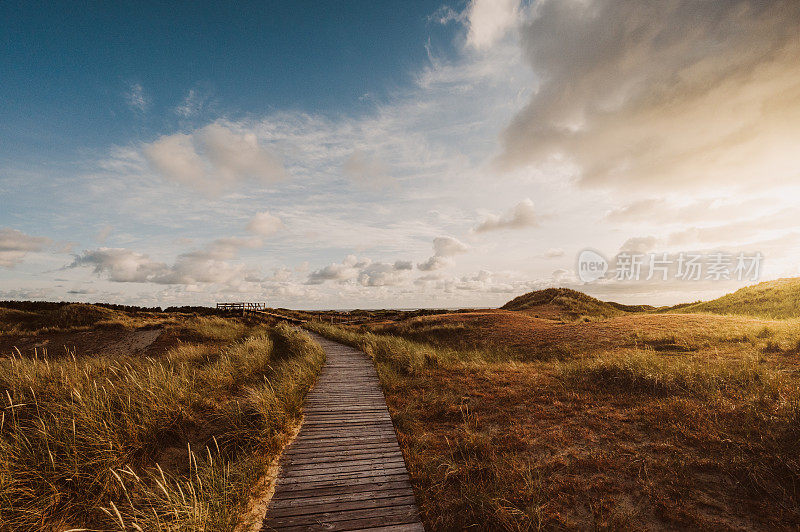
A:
[216, 302, 268, 312]
[216, 302, 306, 324]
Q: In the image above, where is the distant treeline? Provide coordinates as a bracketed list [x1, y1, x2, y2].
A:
[0, 301, 219, 315]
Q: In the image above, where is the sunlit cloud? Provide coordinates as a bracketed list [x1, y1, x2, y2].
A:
[466, 0, 520, 50]
[473, 198, 537, 233]
[498, 0, 800, 192]
[246, 211, 285, 237]
[144, 122, 287, 193]
[418, 236, 469, 271]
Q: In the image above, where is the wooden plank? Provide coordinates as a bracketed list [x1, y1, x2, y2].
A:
[279, 467, 411, 483]
[263, 503, 420, 529]
[350, 524, 425, 532]
[272, 479, 413, 499]
[269, 487, 414, 509]
[283, 451, 405, 465]
[268, 495, 417, 519]
[263, 333, 423, 531]
[284, 454, 406, 469]
[275, 472, 412, 487]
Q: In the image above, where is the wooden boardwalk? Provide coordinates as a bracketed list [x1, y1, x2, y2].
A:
[262, 333, 424, 531]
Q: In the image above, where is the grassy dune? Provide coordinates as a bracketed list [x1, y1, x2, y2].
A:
[0, 310, 324, 531]
[675, 278, 800, 319]
[501, 287, 654, 320]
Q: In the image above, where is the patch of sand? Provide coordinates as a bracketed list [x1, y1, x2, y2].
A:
[235, 419, 303, 532]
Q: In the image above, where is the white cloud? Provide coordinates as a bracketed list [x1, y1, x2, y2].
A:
[432, 236, 469, 257]
[417, 236, 469, 271]
[266, 267, 293, 282]
[305, 255, 414, 287]
[144, 122, 287, 193]
[417, 255, 454, 272]
[125, 83, 148, 112]
[96, 224, 113, 244]
[0, 228, 51, 268]
[498, 0, 800, 192]
[342, 150, 391, 187]
[70, 248, 166, 282]
[247, 211, 285, 237]
[178, 236, 262, 262]
[175, 89, 205, 118]
[200, 123, 286, 183]
[70, 236, 262, 287]
[473, 198, 537, 232]
[143, 133, 206, 187]
[428, 5, 466, 26]
[466, 0, 520, 50]
[358, 262, 408, 287]
[307, 255, 362, 285]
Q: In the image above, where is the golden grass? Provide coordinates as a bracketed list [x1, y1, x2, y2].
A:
[675, 277, 800, 319]
[0, 321, 324, 531]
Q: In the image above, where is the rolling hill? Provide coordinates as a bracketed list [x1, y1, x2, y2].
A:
[675, 277, 800, 319]
[500, 287, 653, 319]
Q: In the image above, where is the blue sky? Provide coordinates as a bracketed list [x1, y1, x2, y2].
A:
[1, 1, 458, 161]
[2, 0, 800, 308]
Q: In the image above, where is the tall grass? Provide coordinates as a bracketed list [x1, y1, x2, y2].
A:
[0, 323, 324, 530]
[305, 321, 524, 377]
[561, 348, 774, 397]
[676, 278, 800, 319]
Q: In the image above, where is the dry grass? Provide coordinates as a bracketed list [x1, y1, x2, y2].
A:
[0, 315, 324, 531]
[307, 312, 800, 530]
[0, 303, 263, 361]
[675, 277, 800, 319]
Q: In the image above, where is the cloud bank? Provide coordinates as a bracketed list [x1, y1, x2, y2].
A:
[69, 236, 262, 287]
[499, 0, 800, 191]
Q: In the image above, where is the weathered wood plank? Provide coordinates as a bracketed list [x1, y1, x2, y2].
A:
[269, 487, 415, 509]
[263, 503, 420, 529]
[268, 495, 417, 519]
[272, 478, 413, 498]
[262, 333, 423, 531]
